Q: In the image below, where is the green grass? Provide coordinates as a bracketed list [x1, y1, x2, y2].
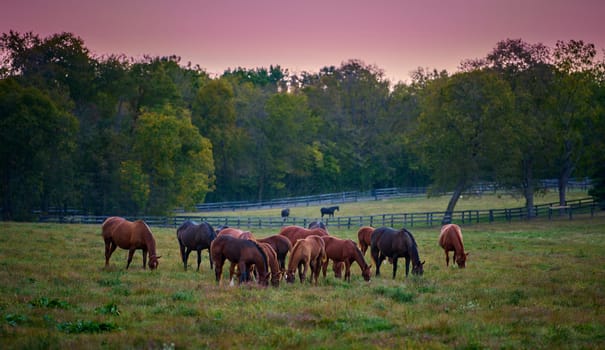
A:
[187, 190, 590, 218]
[1, 209, 604, 348]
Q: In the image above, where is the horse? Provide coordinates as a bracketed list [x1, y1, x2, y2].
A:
[357, 226, 375, 255]
[285, 235, 326, 285]
[321, 236, 372, 282]
[320, 206, 339, 218]
[176, 220, 216, 271]
[439, 224, 468, 268]
[371, 227, 424, 278]
[308, 220, 327, 231]
[279, 225, 329, 246]
[281, 208, 290, 220]
[217, 227, 255, 240]
[210, 235, 269, 286]
[102, 216, 161, 270]
[257, 242, 282, 287]
[257, 234, 292, 272]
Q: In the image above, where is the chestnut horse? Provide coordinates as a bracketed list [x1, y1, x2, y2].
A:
[257, 242, 282, 287]
[217, 227, 255, 240]
[286, 235, 326, 285]
[279, 225, 328, 246]
[102, 217, 160, 270]
[257, 234, 292, 271]
[357, 226, 375, 255]
[321, 236, 372, 282]
[439, 224, 468, 268]
[210, 235, 269, 286]
[371, 227, 424, 278]
[176, 220, 216, 271]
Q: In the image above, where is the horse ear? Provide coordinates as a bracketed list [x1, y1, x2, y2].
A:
[157, 256, 162, 259]
[421, 260, 426, 265]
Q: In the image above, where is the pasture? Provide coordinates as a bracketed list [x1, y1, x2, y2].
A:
[1, 214, 604, 349]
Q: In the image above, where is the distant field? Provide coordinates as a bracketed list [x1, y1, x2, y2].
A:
[1, 210, 604, 348]
[187, 190, 590, 218]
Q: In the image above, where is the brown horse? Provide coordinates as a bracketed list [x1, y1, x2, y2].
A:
[217, 227, 255, 240]
[321, 236, 372, 282]
[257, 242, 282, 287]
[371, 227, 424, 278]
[210, 235, 269, 286]
[286, 235, 326, 285]
[176, 220, 216, 271]
[257, 234, 292, 271]
[439, 224, 468, 268]
[279, 225, 328, 246]
[357, 226, 375, 255]
[102, 217, 161, 270]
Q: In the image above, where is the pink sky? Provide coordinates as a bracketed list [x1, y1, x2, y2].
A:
[2, 0, 604, 83]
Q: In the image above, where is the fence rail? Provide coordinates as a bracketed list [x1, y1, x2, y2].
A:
[38, 197, 599, 230]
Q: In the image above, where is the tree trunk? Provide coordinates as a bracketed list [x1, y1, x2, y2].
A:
[558, 140, 574, 206]
[442, 181, 466, 225]
[522, 157, 535, 218]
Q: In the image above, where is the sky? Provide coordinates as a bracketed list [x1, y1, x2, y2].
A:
[1, 0, 604, 84]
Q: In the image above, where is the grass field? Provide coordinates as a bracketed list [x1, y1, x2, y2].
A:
[1, 200, 604, 349]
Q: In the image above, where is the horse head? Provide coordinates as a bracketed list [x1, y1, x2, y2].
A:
[285, 270, 296, 283]
[456, 253, 469, 268]
[412, 260, 425, 276]
[148, 255, 161, 270]
[362, 264, 372, 282]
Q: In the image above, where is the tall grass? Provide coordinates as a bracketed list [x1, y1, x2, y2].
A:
[1, 212, 604, 348]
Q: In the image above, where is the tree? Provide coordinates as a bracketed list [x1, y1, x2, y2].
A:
[0, 78, 78, 220]
[123, 105, 214, 215]
[411, 70, 517, 222]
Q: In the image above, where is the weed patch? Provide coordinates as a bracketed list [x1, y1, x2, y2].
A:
[57, 320, 118, 333]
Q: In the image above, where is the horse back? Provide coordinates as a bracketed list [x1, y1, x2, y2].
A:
[439, 224, 463, 250]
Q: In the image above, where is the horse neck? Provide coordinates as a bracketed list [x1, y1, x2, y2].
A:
[140, 223, 157, 257]
[252, 241, 268, 272]
[403, 230, 421, 265]
[352, 245, 369, 269]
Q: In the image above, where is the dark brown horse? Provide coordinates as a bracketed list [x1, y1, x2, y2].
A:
[320, 206, 339, 218]
[371, 227, 424, 278]
[257, 242, 282, 287]
[210, 235, 269, 286]
[257, 234, 292, 271]
[176, 220, 216, 271]
[439, 224, 468, 268]
[357, 226, 375, 255]
[286, 235, 326, 285]
[321, 236, 372, 282]
[279, 225, 329, 246]
[102, 217, 161, 270]
[308, 220, 327, 231]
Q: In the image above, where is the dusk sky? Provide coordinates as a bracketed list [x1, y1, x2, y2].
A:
[2, 0, 604, 83]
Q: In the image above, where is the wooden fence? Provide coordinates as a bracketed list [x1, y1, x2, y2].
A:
[39, 197, 599, 230]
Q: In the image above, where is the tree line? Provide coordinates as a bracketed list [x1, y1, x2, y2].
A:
[1, 31, 604, 220]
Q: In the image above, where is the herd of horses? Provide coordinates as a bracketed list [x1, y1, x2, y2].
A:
[102, 216, 469, 287]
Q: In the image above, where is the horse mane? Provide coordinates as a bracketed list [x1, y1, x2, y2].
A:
[350, 240, 369, 268]
[136, 220, 157, 257]
[202, 221, 217, 239]
[250, 240, 268, 272]
[400, 228, 421, 264]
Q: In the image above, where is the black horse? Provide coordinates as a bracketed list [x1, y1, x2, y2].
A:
[320, 206, 339, 218]
[308, 220, 327, 230]
[371, 227, 424, 278]
[281, 208, 290, 219]
[176, 220, 216, 271]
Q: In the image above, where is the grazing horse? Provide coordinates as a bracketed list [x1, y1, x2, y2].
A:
[210, 235, 269, 286]
[257, 242, 282, 287]
[102, 217, 161, 270]
[357, 226, 375, 255]
[320, 206, 340, 218]
[279, 225, 329, 246]
[217, 227, 255, 240]
[281, 208, 290, 220]
[257, 234, 292, 271]
[176, 220, 216, 271]
[439, 224, 468, 268]
[308, 220, 327, 230]
[321, 236, 372, 282]
[286, 236, 326, 285]
[371, 227, 424, 278]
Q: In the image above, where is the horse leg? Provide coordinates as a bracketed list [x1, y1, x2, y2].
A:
[404, 257, 410, 277]
[179, 241, 187, 269]
[196, 250, 202, 271]
[298, 261, 305, 283]
[105, 241, 117, 267]
[214, 259, 224, 285]
[208, 249, 214, 270]
[444, 250, 450, 267]
[392, 258, 399, 279]
[183, 248, 192, 270]
[126, 249, 136, 269]
[321, 258, 329, 278]
[344, 261, 352, 282]
[238, 262, 248, 284]
[142, 248, 148, 269]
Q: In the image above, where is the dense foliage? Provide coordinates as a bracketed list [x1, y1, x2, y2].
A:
[1, 31, 604, 219]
